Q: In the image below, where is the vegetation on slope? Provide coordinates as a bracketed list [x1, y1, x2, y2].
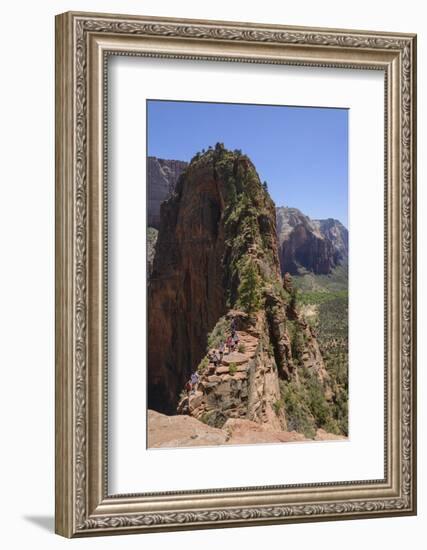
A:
[279, 367, 340, 438]
[292, 284, 349, 435]
[184, 142, 281, 312]
[292, 263, 348, 293]
[237, 260, 263, 313]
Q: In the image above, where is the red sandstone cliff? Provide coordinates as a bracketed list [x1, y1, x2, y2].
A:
[148, 146, 331, 433]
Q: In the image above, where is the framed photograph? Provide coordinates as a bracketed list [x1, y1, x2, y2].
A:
[55, 11, 417, 537]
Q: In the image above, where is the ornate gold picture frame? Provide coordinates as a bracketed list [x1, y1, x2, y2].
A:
[55, 11, 417, 537]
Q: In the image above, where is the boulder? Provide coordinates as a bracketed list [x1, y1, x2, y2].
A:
[232, 372, 247, 381]
[207, 375, 222, 383]
[147, 410, 227, 448]
[222, 352, 248, 366]
[215, 366, 229, 374]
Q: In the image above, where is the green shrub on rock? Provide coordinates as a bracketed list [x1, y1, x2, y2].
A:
[207, 316, 228, 349]
[197, 356, 209, 374]
[237, 260, 263, 314]
[229, 363, 237, 374]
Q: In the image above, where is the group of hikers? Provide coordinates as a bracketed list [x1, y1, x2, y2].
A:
[184, 318, 240, 396]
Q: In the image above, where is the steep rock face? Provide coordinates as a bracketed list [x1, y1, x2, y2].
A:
[148, 153, 228, 414]
[147, 227, 158, 277]
[177, 310, 287, 431]
[177, 296, 330, 432]
[147, 157, 188, 229]
[276, 207, 348, 276]
[148, 144, 330, 431]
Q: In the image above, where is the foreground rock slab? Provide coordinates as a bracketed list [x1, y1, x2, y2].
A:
[147, 410, 227, 448]
[223, 418, 307, 445]
[314, 428, 347, 441]
[148, 410, 347, 449]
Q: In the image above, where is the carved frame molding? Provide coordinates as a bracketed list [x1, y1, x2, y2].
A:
[55, 11, 416, 537]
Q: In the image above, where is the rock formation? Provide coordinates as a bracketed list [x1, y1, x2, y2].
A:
[147, 227, 158, 277]
[148, 144, 331, 434]
[147, 157, 188, 229]
[276, 206, 348, 276]
[176, 305, 329, 432]
[177, 310, 287, 431]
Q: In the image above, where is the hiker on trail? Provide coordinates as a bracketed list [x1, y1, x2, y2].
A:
[212, 351, 220, 368]
[219, 341, 225, 363]
[190, 371, 199, 394]
[233, 332, 240, 349]
[185, 379, 192, 397]
[231, 318, 237, 332]
[226, 335, 233, 354]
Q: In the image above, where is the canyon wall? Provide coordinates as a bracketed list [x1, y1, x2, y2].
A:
[276, 206, 348, 276]
[147, 156, 188, 229]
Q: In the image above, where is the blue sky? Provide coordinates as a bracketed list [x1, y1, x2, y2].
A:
[147, 100, 348, 227]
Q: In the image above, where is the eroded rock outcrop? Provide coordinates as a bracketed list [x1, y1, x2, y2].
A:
[177, 303, 330, 432]
[177, 310, 286, 431]
[148, 144, 331, 433]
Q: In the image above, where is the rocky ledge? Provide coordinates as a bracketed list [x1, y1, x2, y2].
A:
[147, 410, 346, 448]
